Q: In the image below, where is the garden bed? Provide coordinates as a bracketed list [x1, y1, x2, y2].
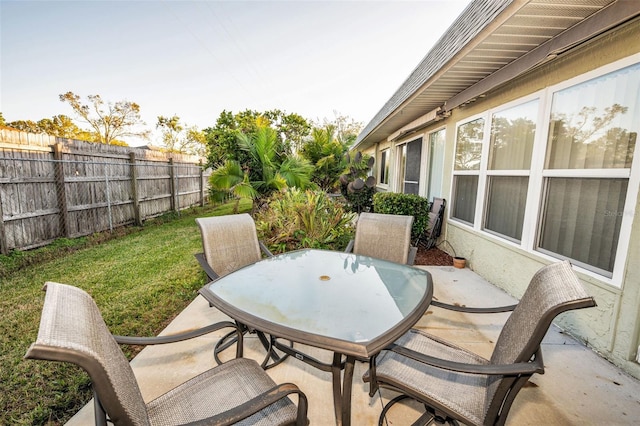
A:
[414, 246, 453, 266]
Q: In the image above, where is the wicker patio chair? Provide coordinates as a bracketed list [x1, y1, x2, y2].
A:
[364, 260, 596, 426]
[25, 282, 308, 426]
[195, 214, 288, 369]
[345, 212, 417, 265]
[195, 213, 273, 281]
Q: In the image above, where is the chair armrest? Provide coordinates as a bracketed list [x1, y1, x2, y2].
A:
[344, 239, 354, 253]
[408, 246, 418, 265]
[194, 253, 220, 281]
[113, 321, 243, 358]
[386, 343, 544, 376]
[430, 299, 518, 313]
[183, 383, 308, 426]
[259, 241, 274, 257]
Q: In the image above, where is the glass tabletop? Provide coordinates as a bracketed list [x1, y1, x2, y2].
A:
[200, 249, 433, 357]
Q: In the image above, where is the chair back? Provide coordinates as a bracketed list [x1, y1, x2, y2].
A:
[196, 213, 263, 277]
[428, 198, 445, 235]
[423, 198, 446, 248]
[484, 261, 596, 423]
[25, 282, 151, 426]
[353, 212, 413, 264]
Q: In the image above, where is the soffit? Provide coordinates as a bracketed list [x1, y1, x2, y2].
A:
[355, 0, 620, 150]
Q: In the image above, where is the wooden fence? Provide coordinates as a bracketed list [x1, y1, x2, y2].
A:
[0, 128, 211, 254]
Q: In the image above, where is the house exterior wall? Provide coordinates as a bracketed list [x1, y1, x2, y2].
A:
[369, 19, 640, 379]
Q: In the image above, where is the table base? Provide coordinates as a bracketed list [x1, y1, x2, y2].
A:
[272, 338, 357, 426]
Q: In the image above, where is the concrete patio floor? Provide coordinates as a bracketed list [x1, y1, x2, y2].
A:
[67, 266, 640, 425]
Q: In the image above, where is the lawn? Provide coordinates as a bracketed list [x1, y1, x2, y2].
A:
[0, 199, 252, 425]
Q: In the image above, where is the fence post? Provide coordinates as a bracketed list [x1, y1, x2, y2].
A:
[0, 189, 7, 255]
[169, 158, 177, 213]
[129, 152, 142, 226]
[105, 172, 113, 232]
[199, 160, 205, 207]
[53, 143, 70, 237]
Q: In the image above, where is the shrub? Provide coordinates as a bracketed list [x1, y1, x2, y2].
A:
[338, 151, 376, 213]
[340, 184, 375, 213]
[255, 188, 355, 253]
[373, 192, 430, 241]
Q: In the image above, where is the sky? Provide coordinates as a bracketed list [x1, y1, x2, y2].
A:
[1, 0, 472, 146]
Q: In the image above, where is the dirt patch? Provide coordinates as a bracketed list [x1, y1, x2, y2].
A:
[414, 246, 453, 266]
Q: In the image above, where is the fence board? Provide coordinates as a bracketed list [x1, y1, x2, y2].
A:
[0, 129, 211, 253]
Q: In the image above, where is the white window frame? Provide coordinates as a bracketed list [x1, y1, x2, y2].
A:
[534, 55, 640, 285]
[395, 136, 427, 196]
[450, 113, 487, 226]
[426, 126, 447, 200]
[378, 148, 391, 188]
[482, 96, 541, 244]
[448, 53, 640, 287]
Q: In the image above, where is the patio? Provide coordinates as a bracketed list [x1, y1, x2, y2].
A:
[66, 265, 640, 425]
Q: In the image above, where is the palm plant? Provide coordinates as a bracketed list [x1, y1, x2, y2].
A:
[208, 120, 314, 210]
[208, 160, 257, 212]
[300, 125, 350, 192]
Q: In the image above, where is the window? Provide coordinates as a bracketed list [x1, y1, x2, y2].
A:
[427, 128, 446, 199]
[379, 149, 390, 185]
[449, 57, 639, 282]
[452, 175, 478, 224]
[485, 176, 529, 241]
[544, 66, 637, 170]
[483, 100, 538, 242]
[454, 119, 484, 171]
[452, 118, 484, 224]
[538, 178, 628, 274]
[537, 62, 639, 276]
[398, 138, 422, 195]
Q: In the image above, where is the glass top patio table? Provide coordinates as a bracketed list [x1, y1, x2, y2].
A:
[199, 248, 433, 359]
[199, 248, 433, 426]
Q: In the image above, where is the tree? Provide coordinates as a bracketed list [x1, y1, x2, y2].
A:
[0, 112, 6, 127]
[208, 121, 314, 211]
[6, 119, 40, 133]
[271, 110, 311, 153]
[209, 160, 258, 212]
[299, 124, 350, 191]
[184, 127, 207, 157]
[6, 113, 106, 142]
[36, 115, 87, 139]
[204, 110, 264, 169]
[237, 121, 313, 194]
[156, 115, 206, 156]
[59, 91, 150, 145]
[203, 109, 311, 169]
[314, 111, 363, 147]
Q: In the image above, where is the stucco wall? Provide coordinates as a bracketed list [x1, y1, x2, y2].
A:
[441, 20, 640, 379]
[367, 19, 640, 378]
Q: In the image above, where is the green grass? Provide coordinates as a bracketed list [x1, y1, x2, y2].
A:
[0, 199, 253, 425]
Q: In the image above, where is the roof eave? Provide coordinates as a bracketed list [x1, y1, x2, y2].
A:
[353, 0, 639, 152]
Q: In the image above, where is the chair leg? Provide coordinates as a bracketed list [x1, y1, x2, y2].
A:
[257, 332, 292, 370]
[379, 395, 459, 426]
[93, 389, 108, 426]
[214, 330, 242, 364]
[411, 411, 437, 426]
[214, 326, 292, 369]
[379, 395, 415, 426]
